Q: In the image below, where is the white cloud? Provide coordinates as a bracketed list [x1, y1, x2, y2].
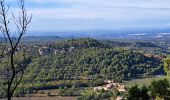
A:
[27, 0, 170, 8]
[28, 6, 170, 20]
[7, 0, 170, 31]
[25, 0, 170, 20]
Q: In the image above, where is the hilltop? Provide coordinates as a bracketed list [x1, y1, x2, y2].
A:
[0, 38, 166, 98]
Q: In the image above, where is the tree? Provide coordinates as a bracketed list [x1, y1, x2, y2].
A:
[164, 57, 170, 76]
[0, 0, 32, 100]
[150, 79, 170, 99]
[127, 85, 149, 100]
[140, 85, 150, 100]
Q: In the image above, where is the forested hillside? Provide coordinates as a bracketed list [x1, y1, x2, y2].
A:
[0, 38, 165, 97]
[25, 48, 163, 82]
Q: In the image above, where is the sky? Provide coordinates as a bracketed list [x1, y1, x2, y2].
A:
[6, 0, 170, 32]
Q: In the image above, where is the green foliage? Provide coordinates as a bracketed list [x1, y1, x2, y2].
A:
[126, 76, 169, 87]
[127, 85, 149, 100]
[164, 57, 170, 76]
[112, 88, 120, 98]
[56, 38, 110, 49]
[24, 47, 162, 84]
[150, 78, 170, 99]
[0, 38, 165, 97]
[58, 88, 79, 96]
[127, 79, 170, 100]
[79, 89, 113, 100]
[140, 86, 150, 100]
[88, 79, 104, 87]
[0, 88, 6, 98]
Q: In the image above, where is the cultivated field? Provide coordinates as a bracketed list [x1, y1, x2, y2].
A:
[125, 76, 170, 86]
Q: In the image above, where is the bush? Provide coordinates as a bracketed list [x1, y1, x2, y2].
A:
[58, 88, 77, 96]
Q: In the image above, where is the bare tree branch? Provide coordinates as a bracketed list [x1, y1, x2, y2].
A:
[0, 0, 32, 100]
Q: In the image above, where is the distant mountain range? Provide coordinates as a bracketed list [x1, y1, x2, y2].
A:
[1, 30, 170, 42]
[21, 36, 63, 42]
[24, 30, 170, 41]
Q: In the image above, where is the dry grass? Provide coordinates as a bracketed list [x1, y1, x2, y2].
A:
[125, 76, 170, 87]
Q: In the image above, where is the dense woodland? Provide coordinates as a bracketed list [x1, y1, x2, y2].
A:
[0, 38, 168, 98]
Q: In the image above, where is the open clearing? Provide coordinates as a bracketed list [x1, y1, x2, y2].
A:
[125, 76, 170, 87]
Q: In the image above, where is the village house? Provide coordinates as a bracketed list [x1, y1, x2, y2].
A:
[93, 81, 128, 92]
[94, 86, 104, 92]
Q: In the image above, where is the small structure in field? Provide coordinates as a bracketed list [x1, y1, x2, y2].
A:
[93, 80, 128, 92]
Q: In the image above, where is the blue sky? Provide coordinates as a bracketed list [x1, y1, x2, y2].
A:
[7, 0, 170, 31]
